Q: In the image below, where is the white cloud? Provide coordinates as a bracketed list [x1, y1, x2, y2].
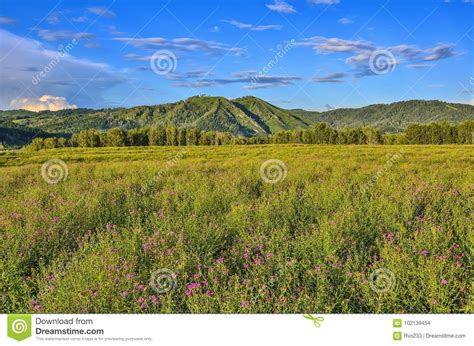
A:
[422, 44, 456, 61]
[294, 36, 458, 77]
[408, 63, 432, 69]
[87, 7, 115, 17]
[36, 29, 95, 41]
[266, 1, 296, 14]
[222, 19, 282, 31]
[0, 28, 125, 109]
[46, 13, 60, 25]
[0, 16, 16, 25]
[338, 17, 353, 25]
[308, 0, 340, 4]
[312, 72, 346, 83]
[9, 95, 77, 111]
[108, 25, 127, 36]
[114, 36, 244, 56]
[174, 72, 300, 89]
[71, 16, 88, 23]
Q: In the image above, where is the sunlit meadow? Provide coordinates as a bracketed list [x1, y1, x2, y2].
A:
[0, 145, 472, 313]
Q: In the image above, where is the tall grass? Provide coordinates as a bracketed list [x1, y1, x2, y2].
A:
[0, 145, 472, 313]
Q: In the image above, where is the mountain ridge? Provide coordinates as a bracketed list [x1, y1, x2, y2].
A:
[1, 96, 473, 146]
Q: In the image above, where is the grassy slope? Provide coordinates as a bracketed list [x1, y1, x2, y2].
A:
[233, 96, 310, 133]
[0, 145, 472, 313]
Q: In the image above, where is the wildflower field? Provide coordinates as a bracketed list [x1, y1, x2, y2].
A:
[0, 145, 472, 313]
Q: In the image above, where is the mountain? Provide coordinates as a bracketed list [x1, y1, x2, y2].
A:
[1, 96, 473, 147]
[0, 96, 311, 145]
[294, 100, 474, 133]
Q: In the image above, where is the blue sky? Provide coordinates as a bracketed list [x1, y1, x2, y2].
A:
[0, 0, 473, 111]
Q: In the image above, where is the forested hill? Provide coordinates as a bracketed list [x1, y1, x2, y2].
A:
[1, 96, 473, 147]
[293, 100, 474, 133]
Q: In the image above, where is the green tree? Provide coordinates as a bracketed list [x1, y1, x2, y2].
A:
[104, 128, 127, 147]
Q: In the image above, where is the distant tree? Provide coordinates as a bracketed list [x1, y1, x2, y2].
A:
[104, 128, 127, 147]
[148, 127, 166, 146]
[177, 128, 187, 146]
[74, 129, 101, 147]
[185, 128, 199, 146]
[457, 121, 474, 144]
[27, 138, 45, 150]
[363, 128, 383, 144]
[127, 128, 148, 146]
[165, 127, 178, 146]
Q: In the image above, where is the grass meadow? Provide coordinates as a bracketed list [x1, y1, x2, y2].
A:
[0, 145, 472, 313]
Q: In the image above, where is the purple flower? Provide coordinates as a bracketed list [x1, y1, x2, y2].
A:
[242, 300, 249, 309]
[187, 283, 199, 290]
[205, 290, 212, 297]
[30, 298, 43, 310]
[120, 291, 128, 297]
[440, 279, 448, 286]
[421, 250, 428, 256]
[216, 257, 224, 263]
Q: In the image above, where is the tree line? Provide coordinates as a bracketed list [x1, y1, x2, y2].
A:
[26, 121, 474, 150]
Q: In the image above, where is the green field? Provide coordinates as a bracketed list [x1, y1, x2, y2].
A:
[0, 145, 472, 313]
